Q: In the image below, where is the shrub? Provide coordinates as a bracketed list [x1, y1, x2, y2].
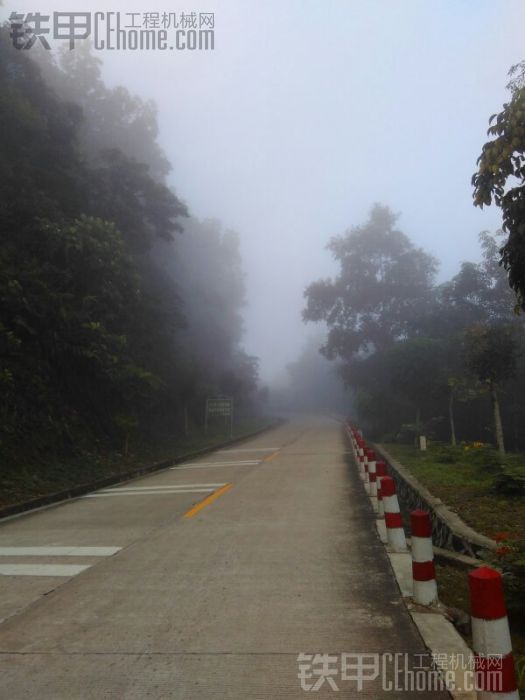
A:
[464, 447, 503, 473]
[493, 469, 525, 496]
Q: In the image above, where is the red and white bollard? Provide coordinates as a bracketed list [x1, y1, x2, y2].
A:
[376, 462, 388, 518]
[352, 431, 359, 459]
[348, 429, 355, 456]
[469, 567, 519, 699]
[367, 450, 377, 510]
[380, 476, 407, 551]
[375, 463, 388, 544]
[347, 424, 358, 454]
[357, 440, 366, 480]
[363, 449, 373, 495]
[410, 510, 438, 606]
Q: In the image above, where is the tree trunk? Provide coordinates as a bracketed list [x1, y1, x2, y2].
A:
[448, 391, 457, 446]
[513, 400, 519, 451]
[490, 383, 505, 455]
[414, 407, 421, 446]
[184, 404, 189, 437]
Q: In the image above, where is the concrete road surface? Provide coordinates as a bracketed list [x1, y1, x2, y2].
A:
[0, 416, 449, 699]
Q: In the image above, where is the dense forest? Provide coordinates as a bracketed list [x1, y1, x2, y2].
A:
[0, 31, 260, 467]
[3, 22, 525, 470]
[302, 60, 525, 452]
[304, 204, 525, 451]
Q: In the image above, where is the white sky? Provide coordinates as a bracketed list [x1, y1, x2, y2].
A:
[3, 0, 525, 381]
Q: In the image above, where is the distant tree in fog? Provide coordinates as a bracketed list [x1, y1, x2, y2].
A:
[464, 324, 518, 454]
[303, 204, 438, 360]
[280, 336, 350, 414]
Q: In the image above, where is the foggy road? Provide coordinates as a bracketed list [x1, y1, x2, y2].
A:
[0, 417, 449, 699]
[2, 4, 525, 697]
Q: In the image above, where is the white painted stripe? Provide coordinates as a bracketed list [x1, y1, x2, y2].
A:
[413, 579, 438, 606]
[490, 692, 520, 700]
[0, 564, 90, 577]
[217, 448, 278, 453]
[471, 616, 513, 656]
[0, 547, 121, 557]
[100, 488, 215, 494]
[171, 464, 259, 471]
[100, 484, 225, 492]
[383, 494, 401, 513]
[173, 460, 260, 468]
[411, 536, 434, 563]
[84, 489, 214, 498]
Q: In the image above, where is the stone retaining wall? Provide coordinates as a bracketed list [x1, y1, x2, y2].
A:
[375, 444, 496, 558]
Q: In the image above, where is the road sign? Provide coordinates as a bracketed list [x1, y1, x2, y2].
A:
[205, 397, 234, 436]
[206, 398, 233, 416]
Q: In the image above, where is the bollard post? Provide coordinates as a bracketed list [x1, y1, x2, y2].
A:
[376, 462, 387, 518]
[363, 449, 372, 495]
[469, 567, 519, 699]
[357, 439, 366, 480]
[380, 476, 407, 551]
[410, 510, 438, 606]
[352, 430, 359, 459]
[375, 463, 388, 544]
[367, 450, 377, 510]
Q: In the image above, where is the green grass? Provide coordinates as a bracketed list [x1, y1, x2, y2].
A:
[382, 442, 525, 540]
[0, 417, 277, 510]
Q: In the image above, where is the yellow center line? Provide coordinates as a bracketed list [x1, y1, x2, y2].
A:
[183, 483, 232, 519]
[263, 450, 280, 462]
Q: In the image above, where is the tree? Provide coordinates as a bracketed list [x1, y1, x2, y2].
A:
[472, 63, 525, 310]
[0, 27, 260, 463]
[303, 204, 438, 359]
[464, 325, 519, 453]
[283, 335, 350, 413]
[387, 338, 448, 441]
[36, 41, 171, 182]
[87, 149, 187, 254]
[342, 350, 412, 438]
[0, 214, 158, 448]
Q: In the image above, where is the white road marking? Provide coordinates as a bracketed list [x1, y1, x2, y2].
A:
[100, 484, 226, 492]
[217, 448, 279, 453]
[0, 547, 121, 557]
[84, 488, 215, 497]
[0, 564, 91, 577]
[171, 463, 260, 471]
[173, 460, 261, 469]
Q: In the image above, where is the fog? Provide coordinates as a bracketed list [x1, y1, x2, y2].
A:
[3, 0, 525, 386]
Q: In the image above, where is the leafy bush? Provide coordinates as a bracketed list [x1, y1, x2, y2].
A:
[493, 469, 525, 496]
[464, 447, 503, 473]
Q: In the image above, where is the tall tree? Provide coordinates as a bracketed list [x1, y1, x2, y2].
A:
[472, 61, 525, 310]
[303, 205, 438, 360]
[387, 337, 448, 440]
[283, 335, 349, 413]
[37, 42, 171, 182]
[464, 324, 518, 453]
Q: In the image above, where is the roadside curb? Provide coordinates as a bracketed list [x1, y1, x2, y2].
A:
[344, 424, 477, 700]
[0, 419, 284, 523]
[383, 547, 477, 700]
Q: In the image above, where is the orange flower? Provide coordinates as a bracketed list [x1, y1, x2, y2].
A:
[494, 531, 510, 543]
[496, 546, 512, 558]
